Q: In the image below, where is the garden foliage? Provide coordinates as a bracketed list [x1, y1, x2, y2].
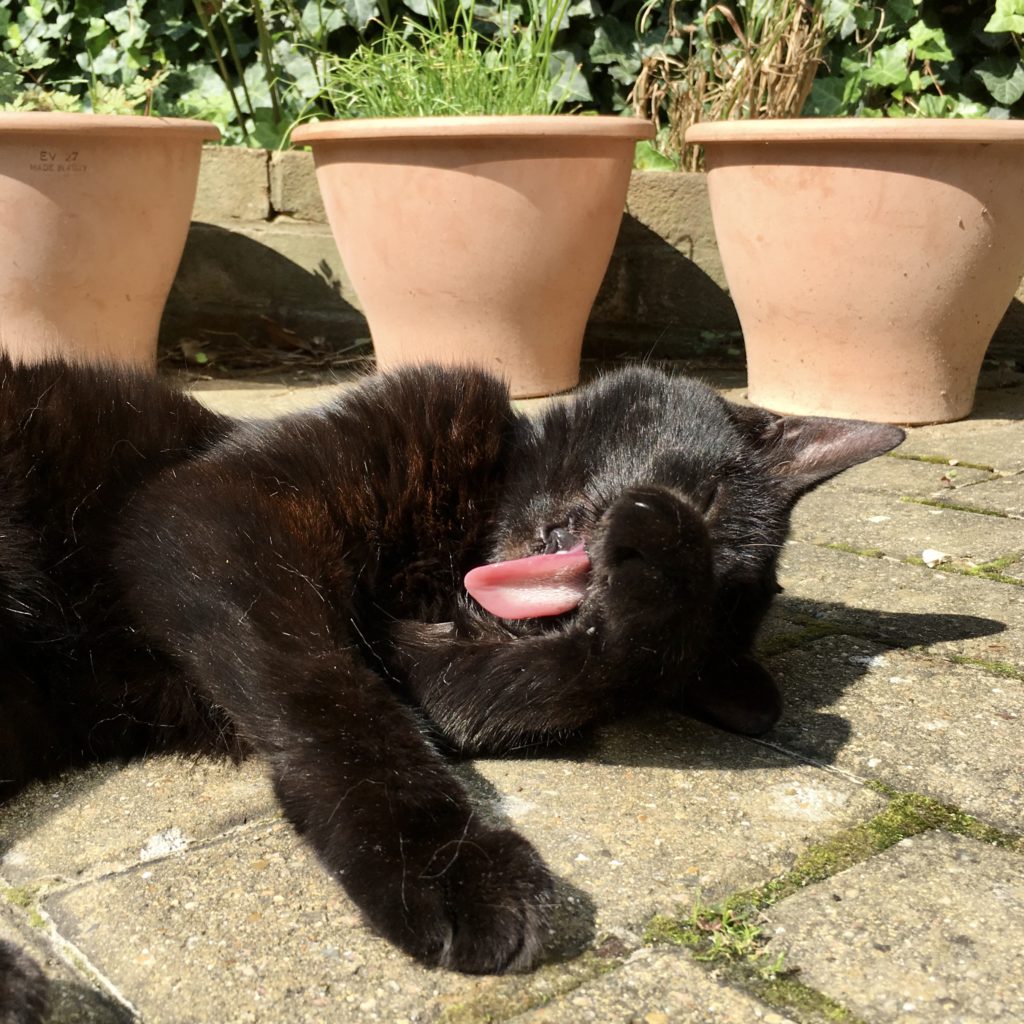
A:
[1, 0, 1021, 150]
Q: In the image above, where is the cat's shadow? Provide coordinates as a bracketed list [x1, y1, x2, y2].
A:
[464, 601, 1006, 773]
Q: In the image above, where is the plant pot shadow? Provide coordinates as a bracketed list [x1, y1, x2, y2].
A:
[160, 222, 370, 363]
[588, 212, 741, 362]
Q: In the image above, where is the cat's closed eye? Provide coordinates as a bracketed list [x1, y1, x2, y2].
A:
[700, 481, 721, 514]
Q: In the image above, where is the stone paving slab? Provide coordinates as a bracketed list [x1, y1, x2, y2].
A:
[924, 472, 1024, 518]
[764, 830, 1024, 1023]
[765, 637, 1022, 832]
[508, 947, 790, 1024]
[19, 715, 883, 1024]
[189, 380, 348, 419]
[470, 715, 885, 935]
[773, 541, 1024, 667]
[1, 759, 276, 887]
[44, 823, 462, 1024]
[821, 455, 995, 497]
[893, 385, 1024, 472]
[791, 487, 1023, 567]
[38, 823, 630, 1024]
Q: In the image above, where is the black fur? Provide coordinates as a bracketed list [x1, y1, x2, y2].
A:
[0, 357, 903, 1017]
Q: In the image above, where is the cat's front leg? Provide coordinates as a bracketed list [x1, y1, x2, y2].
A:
[396, 487, 718, 752]
[259, 655, 555, 973]
[121, 479, 553, 974]
[681, 653, 782, 736]
[585, 484, 715, 661]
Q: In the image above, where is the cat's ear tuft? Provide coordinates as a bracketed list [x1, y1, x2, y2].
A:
[727, 402, 905, 497]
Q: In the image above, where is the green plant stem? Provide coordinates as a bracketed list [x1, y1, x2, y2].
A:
[252, 0, 283, 122]
[216, 3, 257, 122]
[191, 0, 251, 142]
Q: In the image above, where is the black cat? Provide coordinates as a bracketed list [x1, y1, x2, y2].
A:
[0, 357, 903, 1020]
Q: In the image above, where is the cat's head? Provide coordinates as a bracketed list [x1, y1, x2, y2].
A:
[467, 367, 904, 645]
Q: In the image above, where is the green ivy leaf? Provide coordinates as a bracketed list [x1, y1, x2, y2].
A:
[300, 0, 348, 39]
[886, 0, 919, 26]
[863, 39, 911, 87]
[342, 0, 380, 32]
[633, 139, 676, 170]
[588, 17, 638, 68]
[566, 0, 594, 17]
[907, 20, 954, 62]
[913, 91, 954, 116]
[821, 0, 858, 37]
[549, 48, 590, 101]
[973, 54, 1024, 105]
[984, 0, 1024, 34]
[0, 50, 19, 103]
[805, 75, 847, 115]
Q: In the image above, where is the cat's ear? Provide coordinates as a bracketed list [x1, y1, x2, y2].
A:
[727, 402, 905, 497]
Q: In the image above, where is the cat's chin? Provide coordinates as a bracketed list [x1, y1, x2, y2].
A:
[680, 655, 782, 736]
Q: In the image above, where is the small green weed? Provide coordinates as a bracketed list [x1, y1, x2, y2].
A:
[645, 900, 785, 980]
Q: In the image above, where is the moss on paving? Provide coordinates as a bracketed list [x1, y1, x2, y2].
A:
[887, 452, 994, 472]
[436, 950, 624, 1024]
[643, 790, 1022, 1023]
[2, 886, 45, 929]
[757, 620, 848, 657]
[759, 977, 867, 1023]
[900, 495, 1010, 518]
[947, 653, 1024, 681]
[905, 552, 1024, 587]
[2, 886, 36, 910]
[823, 543, 887, 560]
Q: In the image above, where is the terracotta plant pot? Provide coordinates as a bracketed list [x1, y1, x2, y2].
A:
[685, 118, 1024, 424]
[291, 115, 653, 398]
[0, 113, 219, 371]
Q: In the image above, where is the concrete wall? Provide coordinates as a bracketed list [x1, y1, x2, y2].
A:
[162, 146, 1024, 362]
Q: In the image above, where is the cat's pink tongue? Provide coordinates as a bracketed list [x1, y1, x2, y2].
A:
[465, 546, 591, 619]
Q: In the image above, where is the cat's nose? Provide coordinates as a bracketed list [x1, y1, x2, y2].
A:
[544, 526, 579, 555]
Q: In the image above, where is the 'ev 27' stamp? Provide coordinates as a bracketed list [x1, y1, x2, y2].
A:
[30, 149, 88, 173]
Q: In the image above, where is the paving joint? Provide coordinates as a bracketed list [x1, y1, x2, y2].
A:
[638, 787, 1024, 1022]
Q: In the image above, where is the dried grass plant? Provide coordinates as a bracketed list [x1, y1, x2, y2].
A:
[631, 0, 829, 170]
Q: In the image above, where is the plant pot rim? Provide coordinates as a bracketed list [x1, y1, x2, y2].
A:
[291, 114, 654, 145]
[0, 112, 220, 140]
[685, 117, 1024, 145]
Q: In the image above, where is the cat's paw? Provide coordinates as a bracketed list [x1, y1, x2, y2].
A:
[590, 486, 713, 642]
[350, 824, 554, 974]
[601, 486, 712, 580]
[0, 941, 49, 1024]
